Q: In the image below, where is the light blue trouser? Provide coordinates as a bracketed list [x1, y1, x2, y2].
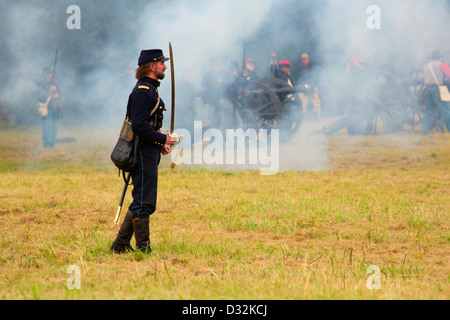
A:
[42, 108, 58, 148]
[421, 87, 450, 134]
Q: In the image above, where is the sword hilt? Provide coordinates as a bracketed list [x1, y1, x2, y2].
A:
[167, 132, 182, 148]
[167, 133, 183, 170]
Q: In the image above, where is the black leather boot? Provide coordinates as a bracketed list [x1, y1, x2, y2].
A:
[110, 210, 135, 253]
[132, 218, 152, 253]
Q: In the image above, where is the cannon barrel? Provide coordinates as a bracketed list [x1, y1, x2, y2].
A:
[243, 85, 306, 95]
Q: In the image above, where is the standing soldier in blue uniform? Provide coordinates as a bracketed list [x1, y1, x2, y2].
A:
[37, 67, 60, 148]
[110, 49, 176, 254]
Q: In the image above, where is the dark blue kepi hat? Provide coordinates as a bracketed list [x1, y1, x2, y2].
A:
[138, 49, 169, 66]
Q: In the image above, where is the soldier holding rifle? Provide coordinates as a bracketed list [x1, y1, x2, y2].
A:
[37, 49, 60, 148]
[110, 49, 176, 254]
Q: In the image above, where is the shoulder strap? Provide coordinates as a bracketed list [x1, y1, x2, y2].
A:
[44, 94, 52, 106]
[127, 82, 161, 118]
[151, 97, 161, 117]
[429, 62, 441, 86]
[138, 82, 161, 116]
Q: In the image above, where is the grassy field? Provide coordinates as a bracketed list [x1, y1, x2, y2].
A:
[0, 124, 448, 300]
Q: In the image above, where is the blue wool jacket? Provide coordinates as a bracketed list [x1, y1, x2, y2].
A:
[126, 77, 167, 147]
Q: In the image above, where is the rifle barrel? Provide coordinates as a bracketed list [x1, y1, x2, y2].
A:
[52, 49, 58, 81]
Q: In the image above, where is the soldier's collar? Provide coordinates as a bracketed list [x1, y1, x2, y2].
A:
[141, 77, 160, 87]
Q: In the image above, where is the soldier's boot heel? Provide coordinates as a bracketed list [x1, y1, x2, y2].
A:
[133, 218, 152, 254]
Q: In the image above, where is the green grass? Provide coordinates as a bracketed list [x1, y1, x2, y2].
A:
[0, 124, 448, 300]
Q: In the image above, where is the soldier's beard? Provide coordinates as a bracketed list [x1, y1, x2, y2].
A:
[156, 71, 165, 80]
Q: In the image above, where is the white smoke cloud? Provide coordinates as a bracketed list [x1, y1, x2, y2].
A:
[316, 0, 450, 70]
[134, 0, 278, 85]
[1, 0, 449, 171]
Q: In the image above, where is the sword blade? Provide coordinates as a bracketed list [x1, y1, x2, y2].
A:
[169, 42, 175, 133]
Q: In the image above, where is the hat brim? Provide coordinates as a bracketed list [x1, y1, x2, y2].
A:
[151, 56, 169, 62]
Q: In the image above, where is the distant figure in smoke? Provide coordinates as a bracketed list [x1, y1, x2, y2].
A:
[272, 58, 296, 103]
[344, 56, 377, 135]
[297, 53, 321, 120]
[240, 58, 259, 81]
[272, 57, 293, 84]
[201, 60, 226, 129]
[421, 50, 450, 134]
[110, 49, 176, 254]
[37, 67, 60, 148]
[176, 65, 199, 140]
[232, 57, 260, 96]
[218, 61, 243, 133]
[226, 58, 262, 131]
[271, 58, 305, 133]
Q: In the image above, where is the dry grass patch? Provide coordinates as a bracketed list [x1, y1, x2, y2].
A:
[0, 125, 448, 299]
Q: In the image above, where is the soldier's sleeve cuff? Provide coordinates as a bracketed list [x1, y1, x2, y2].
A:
[153, 133, 167, 147]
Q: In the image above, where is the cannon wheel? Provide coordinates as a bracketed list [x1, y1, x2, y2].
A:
[238, 79, 281, 131]
[404, 68, 425, 132]
[347, 70, 411, 134]
[239, 78, 303, 140]
[374, 70, 410, 134]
